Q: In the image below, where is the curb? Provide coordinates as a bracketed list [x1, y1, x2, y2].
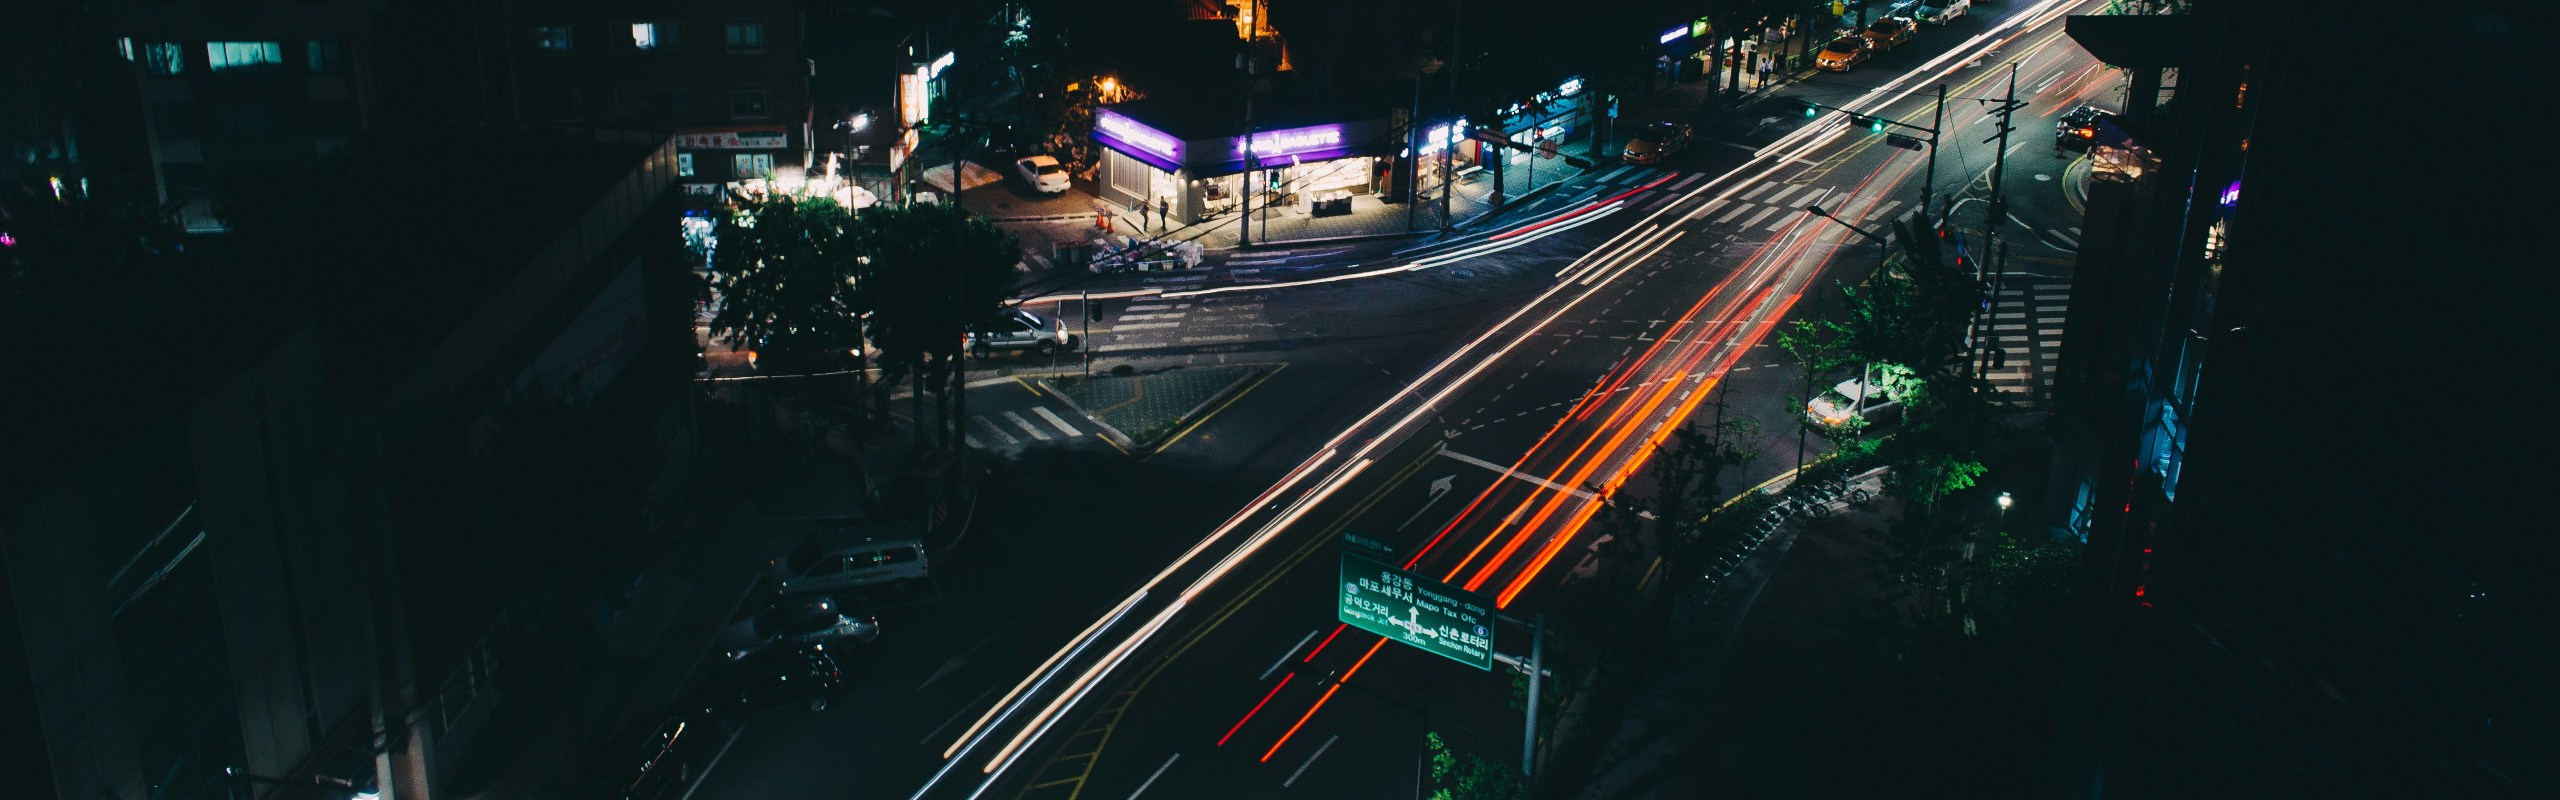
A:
[1211, 229, 1431, 253]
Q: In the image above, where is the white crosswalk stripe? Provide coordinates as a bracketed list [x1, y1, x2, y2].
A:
[1712, 203, 1754, 224]
[1003, 411, 1052, 441]
[1738, 206, 1783, 228]
[1743, 181, 1779, 201]
[1031, 407, 1083, 437]
[1764, 184, 1809, 207]
[970, 416, 1021, 446]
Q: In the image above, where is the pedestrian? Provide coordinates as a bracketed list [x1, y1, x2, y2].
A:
[1157, 196, 1171, 231]
[1760, 55, 1776, 88]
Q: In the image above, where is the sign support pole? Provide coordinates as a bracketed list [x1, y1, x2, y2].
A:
[1522, 612, 1545, 777]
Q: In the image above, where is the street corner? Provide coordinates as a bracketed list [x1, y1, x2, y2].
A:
[1035, 363, 1278, 458]
[2061, 152, 2094, 217]
[953, 373, 1126, 456]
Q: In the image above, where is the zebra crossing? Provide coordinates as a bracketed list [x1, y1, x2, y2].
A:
[1982, 277, 2070, 404]
[960, 402, 1095, 450]
[1099, 295, 1274, 347]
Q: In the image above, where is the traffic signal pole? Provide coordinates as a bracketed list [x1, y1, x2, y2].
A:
[1977, 63, 2024, 382]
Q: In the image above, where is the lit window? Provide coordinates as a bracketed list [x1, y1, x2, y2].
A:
[725, 21, 766, 53]
[733, 153, 774, 179]
[677, 153, 694, 177]
[307, 40, 342, 74]
[631, 23, 659, 50]
[206, 41, 283, 71]
[143, 43, 184, 75]
[728, 88, 769, 118]
[118, 38, 134, 62]
[534, 26, 573, 52]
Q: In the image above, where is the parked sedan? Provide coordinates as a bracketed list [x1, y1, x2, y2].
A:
[1015, 155, 1070, 193]
[703, 644, 847, 716]
[1816, 37, 1872, 71]
[963, 307, 1075, 356]
[712, 596, 878, 663]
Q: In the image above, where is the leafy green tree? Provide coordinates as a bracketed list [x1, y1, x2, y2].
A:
[1976, 530, 2080, 632]
[701, 195, 866, 372]
[856, 202, 1019, 449]
[1426, 733, 1526, 800]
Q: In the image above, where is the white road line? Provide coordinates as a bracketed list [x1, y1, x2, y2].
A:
[1764, 183, 1808, 207]
[2050, 229, 2080, 247]
[1743, 181, 1778, 201]
[1262, 630, 1319, 680]
[1033, 407, 1083, 437]
[1712, 203, 1755, 224]
[1282, 735, 1339, 788]
[970, 416, 1022, 446]
[1866, 199, 1903, 222]
[1119, 313, 1188, 321]
[1128, 753, 1181, 800]
[1441, 449, 1600, 501]
[1180, 333, 1254, 344]
[1694, 201, 1727, 221]
[1737, 206, 1783, 229]
[1114, 322, 1183, 331]
[966, 434, 985, 449]
[2069, 226, 2082, 235]
[1992, 324, 2029, 331]
[1005, 412, 1053, 441]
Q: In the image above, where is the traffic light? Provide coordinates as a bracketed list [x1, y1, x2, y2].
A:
[1802, 101, 1821, 118]
[1869, 116, 1888, 133]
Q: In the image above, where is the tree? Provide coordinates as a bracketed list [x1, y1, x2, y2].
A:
[701, 194, 867, 375]
[856, 202, 1019, 449]
[1426, 732, 1526, 800]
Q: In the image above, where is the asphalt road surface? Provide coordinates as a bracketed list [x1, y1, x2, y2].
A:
[680, 2, 2109, 798]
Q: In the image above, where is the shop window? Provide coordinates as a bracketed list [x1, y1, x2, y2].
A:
[533, 26, 573, 52]
[725, 21, 766, 53]
[206, 41, 283, 71]
[143, 42, 185, 75]
[632, 21, 680, 50]
[307, 40, 342, 74]
[733, 153, 774, 179]
[728, 88, 769, 118]
[677, 153, 694, 178]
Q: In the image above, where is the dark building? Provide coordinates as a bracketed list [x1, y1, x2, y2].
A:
[2044, 0, 2558, 794]
[0, 124, 693, 800]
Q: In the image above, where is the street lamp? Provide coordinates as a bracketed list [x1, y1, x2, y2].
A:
[1803, 204, 1892, 249]
[1997, 491, 2013, 531]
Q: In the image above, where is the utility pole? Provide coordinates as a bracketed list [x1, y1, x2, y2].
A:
[1239, 0, 1259, 247]
[1977, 63, 2024, 381]
[1441, 0, 1464, 230]
[1923, 83, 1944, 221]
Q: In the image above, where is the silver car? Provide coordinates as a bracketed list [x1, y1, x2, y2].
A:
[964, 308, 1075, 356]
[713, 596, 879, 662]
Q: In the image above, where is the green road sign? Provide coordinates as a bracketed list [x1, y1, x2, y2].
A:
[1337, 550, 1495, 670]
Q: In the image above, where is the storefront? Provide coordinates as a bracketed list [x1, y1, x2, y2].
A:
[1091, 104, 1395, 225]
[673, 126, 797, 198]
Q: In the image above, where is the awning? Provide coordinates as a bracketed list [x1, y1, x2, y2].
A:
[1187, 138, 1401, 180]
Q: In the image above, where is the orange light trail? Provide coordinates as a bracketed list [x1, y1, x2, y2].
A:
[1495, 293, 1801, 606]
[1473, 154, 1928, 602]
[1403, 372, 1598, 573]
[1259, 637, 1389, 762]
[1464, 287, 1766, 594]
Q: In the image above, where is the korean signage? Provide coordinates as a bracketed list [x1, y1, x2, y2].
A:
[1660, 26, 1689, 44]
[672, 128, 789, 150]
[1419, 118, 1470, 155]
[1338, 546, 1494, 671]
[900, 71, 929, 126]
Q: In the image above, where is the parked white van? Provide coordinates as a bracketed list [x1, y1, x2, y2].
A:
[769, 535, 929, 597]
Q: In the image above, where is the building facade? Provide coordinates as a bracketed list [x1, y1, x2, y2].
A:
[0, 127, 693, 800]
[2044, 1, 2557, 794]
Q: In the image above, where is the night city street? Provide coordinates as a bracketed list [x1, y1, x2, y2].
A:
[4, 1, 2555, 800]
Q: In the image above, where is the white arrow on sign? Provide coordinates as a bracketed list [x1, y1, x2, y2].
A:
[1397, 475, 1459, 532]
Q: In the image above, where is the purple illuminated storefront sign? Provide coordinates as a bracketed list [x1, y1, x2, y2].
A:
[1093, 109, 1185, 172]
[1235, 124, 1346, 159]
